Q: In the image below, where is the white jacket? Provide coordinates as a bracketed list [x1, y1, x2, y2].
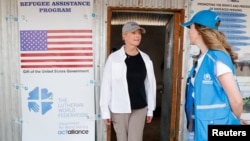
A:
[100, 45, 156, 119]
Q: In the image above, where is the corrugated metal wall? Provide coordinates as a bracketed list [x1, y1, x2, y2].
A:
[0, 0, 187, 141]
[0, 0, 23, 141]
[106, 0, 185, 8]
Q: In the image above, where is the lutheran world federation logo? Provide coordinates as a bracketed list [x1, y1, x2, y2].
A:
[27, 86, 53, 115]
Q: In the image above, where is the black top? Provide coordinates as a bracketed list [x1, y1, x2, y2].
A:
[125, 52, 147, 109]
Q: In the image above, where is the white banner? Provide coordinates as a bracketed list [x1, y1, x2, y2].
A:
[18, 0, 95, 140]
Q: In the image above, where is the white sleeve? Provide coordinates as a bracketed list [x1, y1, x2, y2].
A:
[100, 57, 112, 119]
[215, 61, 232, 77]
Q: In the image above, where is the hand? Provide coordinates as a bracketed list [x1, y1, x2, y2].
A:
[104, 119, 112, 125]
[146, 116, 153, 123]
[240, 119, 248, 125]
[28, 102, 40, 112]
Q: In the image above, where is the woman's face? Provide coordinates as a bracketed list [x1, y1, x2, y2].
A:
[122, 29, 142, 46]
[188, 24, 201, 45]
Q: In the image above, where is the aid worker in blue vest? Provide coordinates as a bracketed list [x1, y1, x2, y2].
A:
[181, 9, 248, 141]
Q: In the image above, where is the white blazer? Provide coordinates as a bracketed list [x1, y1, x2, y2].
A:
[100, 45, 156, 119]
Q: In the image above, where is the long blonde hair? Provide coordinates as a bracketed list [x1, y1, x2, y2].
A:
[195, 24, 238, 64]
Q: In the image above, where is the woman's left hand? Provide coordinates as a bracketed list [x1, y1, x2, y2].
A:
[146, 116, 153, 123]
[240, 119, 248, 125]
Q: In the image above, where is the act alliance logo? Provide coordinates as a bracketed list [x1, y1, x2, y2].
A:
[27, 86, 53, 115]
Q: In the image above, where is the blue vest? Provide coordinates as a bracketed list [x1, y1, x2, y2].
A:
[185, 50, 240, 141]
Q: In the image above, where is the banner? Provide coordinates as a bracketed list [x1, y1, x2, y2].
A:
[189, 0, 250, 123]
[18, 1, 95, 141]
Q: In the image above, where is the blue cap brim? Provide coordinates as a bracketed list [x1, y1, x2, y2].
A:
[181, 21, 193, 28]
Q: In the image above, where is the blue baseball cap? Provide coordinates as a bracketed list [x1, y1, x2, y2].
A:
[181, 10, 221, 30]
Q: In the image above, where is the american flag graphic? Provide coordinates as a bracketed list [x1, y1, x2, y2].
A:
[20, 30, 93, 68]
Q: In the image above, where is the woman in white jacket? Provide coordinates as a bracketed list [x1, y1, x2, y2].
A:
[100, 21, 156, 141]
